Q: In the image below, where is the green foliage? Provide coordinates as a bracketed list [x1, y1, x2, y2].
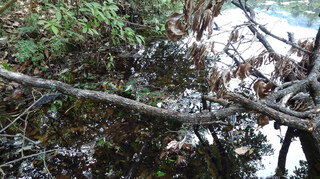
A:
[155, 171, 165, 177]
[106, 53, 115, 69]
[18, 13, 39, 33]
[15, 39, 45, 64]
[1, 62, 11, 71]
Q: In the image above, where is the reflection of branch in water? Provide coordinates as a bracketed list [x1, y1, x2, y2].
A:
[193, 125, 223, 177]
[276, 127, 295, 177]
[208, 125, 228, 178]
[124, 123, 157, 179]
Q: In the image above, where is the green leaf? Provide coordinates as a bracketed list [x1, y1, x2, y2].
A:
[2, 63, 11, 71]
[16, 146, 33, 153]
[86, 21, 92, 28]
[79, 8, 89, 12]
[118, 109, 124, 116]
[98, 11, 106, 20]
[59, 68, 70, 75]
[44, 23, 52, 29]
[88, 29, 94, 35]
[46, 3, 57, 9]
[55, 100, 63, 106]
[124, 84, 132, 92]
[136, 36, 142, 44]
[93, 8, 99, 16]
[108, 5, 119, 10]
[155, 25, 160, 31]
[116, 20, 124, 28]
[51, 26, 59, 35]
[152, 101, 157, 106]
[136, 35, 145, 44]
[161, 24, 165, 31]
[97, 139, 104, 145]
[56, 11, 62, 21]
[50, 104, 57, 112]
[106, 11, 111, 19]
[156, 171, 165, 177]
[91, 28, 99, 35]
[83, 27, 88, 33]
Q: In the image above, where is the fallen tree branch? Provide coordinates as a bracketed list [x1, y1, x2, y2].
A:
[0, 67, 246, 124]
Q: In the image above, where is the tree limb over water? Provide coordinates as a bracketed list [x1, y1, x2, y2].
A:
[0, 67, 246, 124]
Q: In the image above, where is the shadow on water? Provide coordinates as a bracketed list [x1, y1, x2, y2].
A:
[0, 38, 318, 178]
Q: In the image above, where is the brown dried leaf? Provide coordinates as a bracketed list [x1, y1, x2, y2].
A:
[233, 63, 251, 80]
[192, 1, 207, 36]
[212, 0, 227, 17]
[196, 10, 212, 41]
[264, 81, 273, 92]
[253, 79, 269, 99]
[257, 114, 270, 128]
[221, 69, 231, 87]
[192, 0, 205, 15]
[34, 67, 40, 75]
[160, 151, 170, 159]
[211, 41, 215, 53]
[176, 155, 187, 167]
[209, 68, 231, 97]
[12, 89, 23, 99]
[208, 67, 218, 91]
[44, 48, 49, 59]
[183, 0, 194, 26]
[231, 29, 239, 42]
[165, 13, 188, 42]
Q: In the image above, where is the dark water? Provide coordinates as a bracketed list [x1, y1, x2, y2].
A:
[1, 1, 320, 178]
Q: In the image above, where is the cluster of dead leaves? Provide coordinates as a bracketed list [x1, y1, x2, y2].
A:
[208, 67, 231, 98]
[160, 134, 193, 168]
[165, 13, 189, 42]
[288, 39, 314, 58]
[276, 56, 306, 81]
[189, 42, 206, 71]
[253, 79, 273, 99]
[165, 0, 227, 42]
[233, 62, 251, 81]
[209, 62, 252, 97]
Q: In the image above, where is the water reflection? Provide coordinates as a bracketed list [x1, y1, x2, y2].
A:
[1, 1, 320, 178]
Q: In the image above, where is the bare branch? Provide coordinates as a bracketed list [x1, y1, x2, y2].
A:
[232, 0, 312, 55]
[226, 93, 311, 131]
[203, 95, 230, 106]
[0, 67, 246, 124]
